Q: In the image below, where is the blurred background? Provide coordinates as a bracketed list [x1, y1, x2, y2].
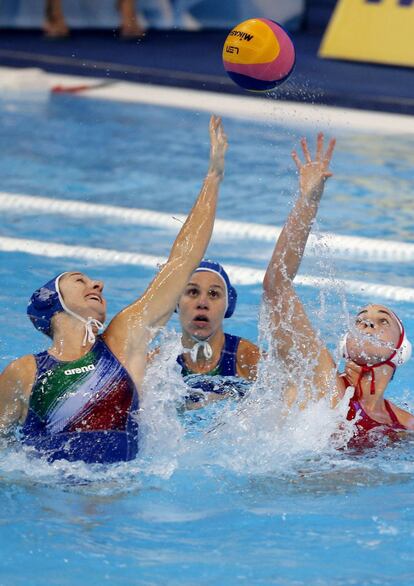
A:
[0, 0, 413, 114]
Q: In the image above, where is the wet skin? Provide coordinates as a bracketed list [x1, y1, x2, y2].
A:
[178, 271, 227, 342]
[59, 272, 107, 325]
[346, 304, 401, 365]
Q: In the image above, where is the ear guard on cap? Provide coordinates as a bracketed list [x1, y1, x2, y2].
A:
[389, 332, 412, 366]
[27, 274, 66, 336]
[225, 285, 237, 319]
[385, 310, 412, 367]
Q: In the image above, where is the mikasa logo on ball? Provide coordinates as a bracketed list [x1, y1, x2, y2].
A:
[64, 364, 95, 376]
[229, 30, 254, 42]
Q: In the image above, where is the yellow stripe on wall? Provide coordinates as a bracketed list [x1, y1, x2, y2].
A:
[319, 0, 414, 67]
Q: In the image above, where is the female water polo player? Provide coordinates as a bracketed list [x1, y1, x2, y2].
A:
[0, 115, 228, 463]
[263, 133, 414, 438]
[175, 259, 260, 405]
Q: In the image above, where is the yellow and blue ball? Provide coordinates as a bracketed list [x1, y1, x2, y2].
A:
[222, 18, 295, 92]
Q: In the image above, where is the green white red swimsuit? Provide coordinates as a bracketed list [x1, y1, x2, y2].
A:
[21, 337, 139, 464]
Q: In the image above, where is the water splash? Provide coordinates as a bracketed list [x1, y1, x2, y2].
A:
[0, 276, 412, 493]
[138, 329, 188, 477]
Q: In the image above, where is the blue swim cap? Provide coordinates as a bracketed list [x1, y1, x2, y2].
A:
[27, 274, 66, 337]
[194, 260, 237, 318]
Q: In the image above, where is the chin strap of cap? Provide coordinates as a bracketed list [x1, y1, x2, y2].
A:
[182, 335, 213, 362]
[82, 317, 104, 346]
[353, 361, 396, 399]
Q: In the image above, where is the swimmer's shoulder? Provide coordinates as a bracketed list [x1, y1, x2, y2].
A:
[0, 355, 36, 427]
[0, 354, 36, 388]
[236, 338, 261, 381]
[385, 400, 414, 431]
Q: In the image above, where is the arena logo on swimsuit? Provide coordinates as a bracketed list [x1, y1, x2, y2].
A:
[64, 365, 95, 376]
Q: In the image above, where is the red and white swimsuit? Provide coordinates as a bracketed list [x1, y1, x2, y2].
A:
[342, 375, 406, 435]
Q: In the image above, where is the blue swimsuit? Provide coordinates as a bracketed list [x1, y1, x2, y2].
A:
[21, 337, 139, 464]
[177, 333, 241, 377]
[177, 333, 249, 401]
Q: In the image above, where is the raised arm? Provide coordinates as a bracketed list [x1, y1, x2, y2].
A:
[264, 133, 335, 287]
[104, 116, 228, 364]
[263, 134, 343, 404]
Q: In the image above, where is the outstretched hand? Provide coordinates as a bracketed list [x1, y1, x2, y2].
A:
[292, 133, 336, 202]
[208, 115, 228, 179]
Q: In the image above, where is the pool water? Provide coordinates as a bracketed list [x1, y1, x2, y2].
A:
[1, 93, 414, 585]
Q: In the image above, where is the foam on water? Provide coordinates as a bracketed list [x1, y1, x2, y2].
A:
[138, 330, 189, 477]
[1, 289, 413, 495]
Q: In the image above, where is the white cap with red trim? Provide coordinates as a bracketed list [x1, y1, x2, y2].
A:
[340, 309, 411, 368]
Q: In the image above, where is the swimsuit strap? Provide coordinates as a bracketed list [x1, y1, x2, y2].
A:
[34, 350, 59, 379]
[215, 333, 241, 376]
[343, 373, 405, 430]
[384, 400, 403, 428]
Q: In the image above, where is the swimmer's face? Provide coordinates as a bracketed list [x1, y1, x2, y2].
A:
[178, 271, 227, 341]
[346, 305, 401, 364]
[59, 272, 106, 323]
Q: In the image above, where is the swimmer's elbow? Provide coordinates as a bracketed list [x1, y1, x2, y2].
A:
[263, 270, 289, 301]
[263, 271, 278, 297]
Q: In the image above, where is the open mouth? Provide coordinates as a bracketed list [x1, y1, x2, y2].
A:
[359, 333, 392, 350]
[86, 294, 102, 303]
[193, 314, 209, 326]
